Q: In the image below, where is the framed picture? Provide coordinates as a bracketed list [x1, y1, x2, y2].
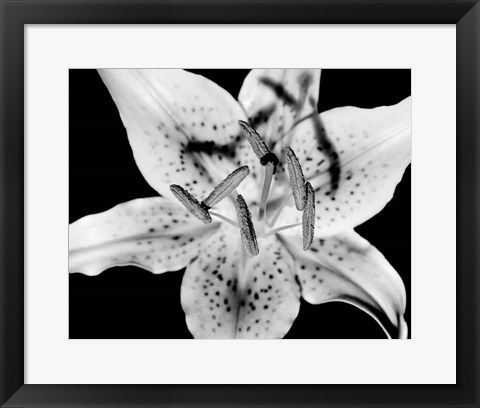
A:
[1, 0, 478, 407]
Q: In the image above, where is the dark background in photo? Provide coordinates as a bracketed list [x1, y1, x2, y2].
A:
[69, 69, 411, 339]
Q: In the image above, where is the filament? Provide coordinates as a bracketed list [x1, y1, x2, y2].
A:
[268, 192, 293, 227]
[263, 222, 302, 238]
[210, 211, 239, 228]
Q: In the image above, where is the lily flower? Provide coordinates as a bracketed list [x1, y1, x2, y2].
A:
[69, 69, 411, 339]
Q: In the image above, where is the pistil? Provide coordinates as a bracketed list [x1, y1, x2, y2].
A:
[258, 162, 275, 220]
[238, 120, 279, 220]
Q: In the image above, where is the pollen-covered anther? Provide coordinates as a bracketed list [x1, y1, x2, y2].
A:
[284, 146, 307, 211]
[238, 120, 279, 171]
[302, 182, 315, 251]
[203, 166, 250, 208]
[235, 194, 259, 258]
[170, 184, 212, 224]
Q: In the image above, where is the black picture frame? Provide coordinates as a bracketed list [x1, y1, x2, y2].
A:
[1, 1, 478, 407]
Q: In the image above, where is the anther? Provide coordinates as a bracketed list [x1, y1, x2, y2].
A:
[284, 146, 307, 211]
[238, 120, 279, 172]
[235, 195, 259, 258]
[302, 182, 315, 251]
[170, 185, 212, 224]
[203, 166, 250, 208]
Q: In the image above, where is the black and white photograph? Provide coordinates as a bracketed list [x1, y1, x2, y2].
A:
[69, 69, 411, 340]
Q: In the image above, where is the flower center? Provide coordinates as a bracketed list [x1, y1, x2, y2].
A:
[170, 121, 316, 256]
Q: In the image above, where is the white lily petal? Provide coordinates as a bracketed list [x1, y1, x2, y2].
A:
[281, 230, 407, 338]
[278, 97, 411, 236]
[237, 69, 321, 186]
[239, 69, 321, 147]
[236, 234, 300, 339]
[69, 197, 219, 276]
[98, 69, 257, 202]
[181, 226, 300, 339]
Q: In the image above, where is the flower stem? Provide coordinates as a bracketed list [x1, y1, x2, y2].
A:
[258, 162, 275, 221]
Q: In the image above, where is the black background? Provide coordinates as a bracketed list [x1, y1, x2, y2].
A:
[69, 69, 411, 339]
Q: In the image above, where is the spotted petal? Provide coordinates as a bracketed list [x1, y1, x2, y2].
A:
[69, 197, 219, 276]
[181, 225, 300, 338]
[98, 69, 257, 202]
[237, 69, 321, 186]
[239, 69, 321, 146]
[281, 231, 407, 338]
[278, 97, 411, 237]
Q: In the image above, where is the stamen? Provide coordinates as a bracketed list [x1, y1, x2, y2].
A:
[238, 120, 269, 157]
[238, 120, 279, 171]
[203, 166, 250, 208]
[235, 195, 259, 258]
[170, 184, 212, 224]
[302, 182, 316, 250]
[284, 146, 307, 211]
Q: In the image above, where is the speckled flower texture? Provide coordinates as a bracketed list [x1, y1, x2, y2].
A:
[69, 69, 411, 339]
